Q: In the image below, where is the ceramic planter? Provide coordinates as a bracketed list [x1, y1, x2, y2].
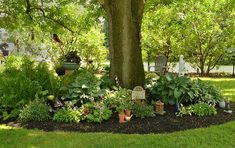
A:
[124, 115, 133, 122]
[175, 103, 180, 112]
[219, 101, 226, 108]
[63, 62, 79, 70]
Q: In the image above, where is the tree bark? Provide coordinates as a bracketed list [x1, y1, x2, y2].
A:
[199, 56, 205, 75]
[102, 0, 145, 89]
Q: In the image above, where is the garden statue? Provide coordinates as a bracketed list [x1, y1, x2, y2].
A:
[132, 86, 146, 104]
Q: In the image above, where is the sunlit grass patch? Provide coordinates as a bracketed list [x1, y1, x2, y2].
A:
[199, 78, 235, 102]
[0, 125, 14, 130]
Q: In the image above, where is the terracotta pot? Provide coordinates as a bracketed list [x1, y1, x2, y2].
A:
[125, 109, 131, 117]
[118, 113, 125, 123]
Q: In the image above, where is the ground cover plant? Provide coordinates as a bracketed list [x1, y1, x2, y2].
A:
[53, 107, 81, 123]
[178, 102, 217, 117]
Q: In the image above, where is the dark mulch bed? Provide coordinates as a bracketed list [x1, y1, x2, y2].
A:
[1, 103, 235, 134]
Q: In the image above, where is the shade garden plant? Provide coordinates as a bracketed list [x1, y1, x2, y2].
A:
[0, 55, 60, 120]
[53, 107, 81, 123]
[149, 74, 223, 105]
[19, 99, 51, 122]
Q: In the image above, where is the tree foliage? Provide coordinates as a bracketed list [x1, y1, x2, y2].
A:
[142, 0, 235, 74]
[0, 0, 106, 69]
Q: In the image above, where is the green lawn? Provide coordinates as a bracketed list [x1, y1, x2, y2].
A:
[0, 121, 235, 148]
[200, 78, 235, 102]
[0, 78, 235, 148]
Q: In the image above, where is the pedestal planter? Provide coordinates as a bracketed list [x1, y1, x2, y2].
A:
[63, 62, 79, 70]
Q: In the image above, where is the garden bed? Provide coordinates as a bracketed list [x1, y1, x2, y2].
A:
[1, 103, 234, 134]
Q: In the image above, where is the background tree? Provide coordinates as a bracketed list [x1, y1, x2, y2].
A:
[1, 0, 146, 89]
[142, 0, 235, 75]
[179, 0, 235, 75]
[142, 4, 182, 68]
[0, 0, 106, 69]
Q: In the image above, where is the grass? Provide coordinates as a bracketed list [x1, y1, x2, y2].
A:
[199, 78, 235, 102]
[0, 78, 235, 148]
[0, 121, 235, 148]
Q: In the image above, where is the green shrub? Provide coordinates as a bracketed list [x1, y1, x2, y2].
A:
[190, 80, 222, 103]
[19, 99, 50, 122]
[132, 104, 155, 118]
[150, 74, 223, 105]
[150, 74, 194, 104]
[100, 75, 113, 89]
[0, 56, 60, 120]
[81, 102, 112, 123]
[32, 62, 61, 96]
[0, 73, 42, 120]
[61, 70, 102, 105]
[53, 108, 81, 123]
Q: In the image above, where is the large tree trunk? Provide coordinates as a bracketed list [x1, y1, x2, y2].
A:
[102, 0, 145, 89]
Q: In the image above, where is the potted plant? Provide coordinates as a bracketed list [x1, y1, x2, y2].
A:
[116, 103, 126, 123]
[111, 88, 132, 123]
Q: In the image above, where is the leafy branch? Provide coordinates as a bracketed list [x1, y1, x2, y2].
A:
[24, 0, 75, 33]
